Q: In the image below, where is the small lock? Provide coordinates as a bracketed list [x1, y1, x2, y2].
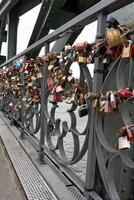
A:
[126, 125, 134, 142]
[68, 49, 77, 60]
[71, 93, 76, 102]
[60, 76, 66, 85]
[48, 120, 55, 133]
[37, 72, 42, 78]
[118, 136, 130, 150]
[118, 88, 132, 99]
[48, 64, 54, 71]
[22, 97, 27, 102]
[74, 42, 85, 52]
[48, 95, 56, 103]
[92, 98, 99, 109]
[77, 94, 85, 106]
[110, 91, 116, 109]
[28, 82, 33, 87]
[56, 85, 63, 93]
[33, 95, 40, 103]
[31, 76, 37, 81]
[78, 105, 88, 117]
[87, 56, 92, 64]
[54, 94, 62, 102]
[106, 29, 122, 48]
[9, 102, 13, 107]
[122, 41, 132, 58]
[50, 72, 55, 79]
[104, 92, 113, 113]
[65, 97, 72, 104]
[67, 76, 74, 82]
[99, 98, 105, 112]
[78, 56, 87, 64]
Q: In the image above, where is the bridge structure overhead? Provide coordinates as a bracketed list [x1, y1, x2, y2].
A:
[0, 0, 100, 60]
[0, 0, 134, 200]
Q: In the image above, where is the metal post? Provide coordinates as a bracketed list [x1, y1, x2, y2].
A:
[84, 12, 106, 198]
[39, 42, 49, 163]
[20, 56, 27, 139]
[7, 9, 19, 59]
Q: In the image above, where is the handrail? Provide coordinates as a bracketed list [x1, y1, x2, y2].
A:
[0, 0, 133, 67]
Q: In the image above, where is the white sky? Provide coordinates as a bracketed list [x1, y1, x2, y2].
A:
[1, 3, 97, 77]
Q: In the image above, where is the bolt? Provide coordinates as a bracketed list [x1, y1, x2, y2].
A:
[123, 168, 127, 173]
[121, 188, 126, 193]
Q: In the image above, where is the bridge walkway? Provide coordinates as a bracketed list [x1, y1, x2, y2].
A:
[0, 113, 76, 200]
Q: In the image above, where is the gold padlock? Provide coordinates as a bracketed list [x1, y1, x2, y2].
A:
[31, 75, 37, 81]
[122, 41, 132, 58]
[78, 56, 87, 64]
[106, 29, 122, 48]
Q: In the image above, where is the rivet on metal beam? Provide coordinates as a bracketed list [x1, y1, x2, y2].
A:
[123, 168, 128, 173]
[121, 188, 126, 193]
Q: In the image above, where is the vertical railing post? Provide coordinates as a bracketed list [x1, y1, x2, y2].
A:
[7, 9, 19, 60]
[39, 43, 49, 163]
[20, 56, 26, 139]
[84, 12, 107, 198]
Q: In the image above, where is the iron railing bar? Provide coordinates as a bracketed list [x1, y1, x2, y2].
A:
[0, 0, 133, 67]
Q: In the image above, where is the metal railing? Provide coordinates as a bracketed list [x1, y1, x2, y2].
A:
[0, 0, 134, 199]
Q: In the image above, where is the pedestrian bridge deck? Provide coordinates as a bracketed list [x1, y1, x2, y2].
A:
[0, 113, 77, 200]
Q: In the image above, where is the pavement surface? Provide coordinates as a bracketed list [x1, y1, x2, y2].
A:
[0, 137, 26, 200]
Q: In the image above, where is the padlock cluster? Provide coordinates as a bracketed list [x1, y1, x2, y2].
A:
[46, 52, 88, 105]
[84, 88, 133, 114]
[0, 65, 22, 112]
[21, 58, 43, 107]
[0, 57, 44, 113]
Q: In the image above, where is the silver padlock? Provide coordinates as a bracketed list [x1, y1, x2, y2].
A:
[118, 136, 130, 150]
[110, 91, 116, 109]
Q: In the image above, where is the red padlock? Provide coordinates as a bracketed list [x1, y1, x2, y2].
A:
[131, 44, 134, 57]
[114, 48, 122, 58]
[74, 42, 85, 52]
[118, 89, 133, 99]
[126, 125, 134, 142]
[19, 66, 24, 73]
[47, 78, 54, 91]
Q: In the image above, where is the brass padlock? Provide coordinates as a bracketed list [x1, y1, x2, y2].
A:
[78, 56, 87, 64]
[48, 95, 56, 103]
[106, 29, 122, 48]
[31, 75, 37, 81]
[122, 41, 132, 58]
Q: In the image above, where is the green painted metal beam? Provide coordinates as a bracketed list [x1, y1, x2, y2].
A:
[29, 5, 77, 57]
[28, 0, 55, 47]
[0, 16, 6, 53]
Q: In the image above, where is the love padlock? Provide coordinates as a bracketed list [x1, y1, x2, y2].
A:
[118, 88, 132, 99]
[78, 105, 88, 117]
[122, 40, 132, 58]
[126, 125, 134, 142]
[118, 136, 130, 150]
[74, 42, 85, 52]
[78, 56, 87, 64]
[104, 92, 113, 113]
[109, 91, 116, 109]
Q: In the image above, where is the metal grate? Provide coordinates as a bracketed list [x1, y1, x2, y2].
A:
[68, 186, 86, 200]
[0, 126, 58, 200]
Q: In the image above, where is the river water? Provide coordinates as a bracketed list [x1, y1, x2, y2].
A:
[47, 102, 88, 181]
